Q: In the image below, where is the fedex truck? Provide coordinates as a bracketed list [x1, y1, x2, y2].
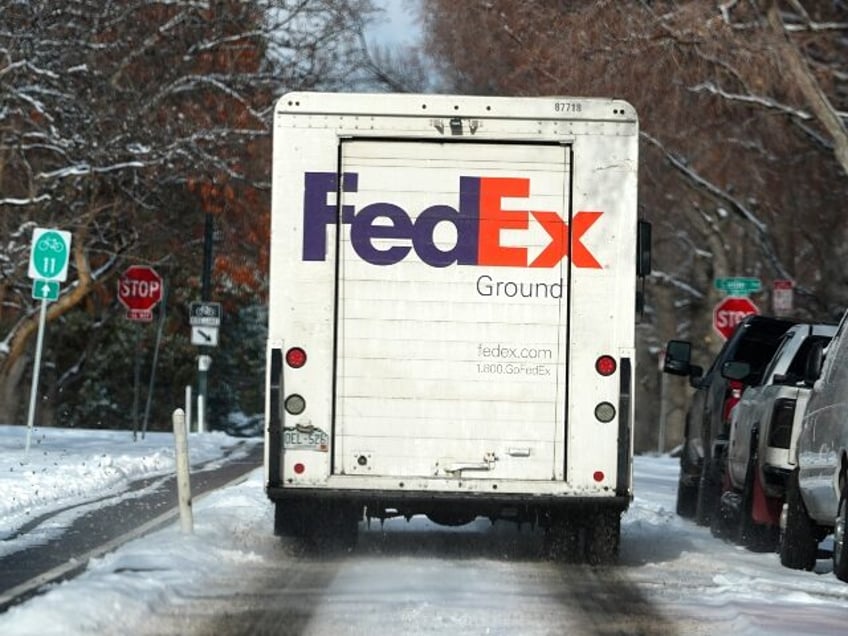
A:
[265, 92, 649, 562]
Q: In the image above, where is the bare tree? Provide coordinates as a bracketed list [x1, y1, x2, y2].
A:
[418, 0, 848, 447]
[0, 0, 378, 424]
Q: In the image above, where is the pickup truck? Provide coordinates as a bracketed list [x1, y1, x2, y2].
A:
[716, 323, 835, 549]
[663, 315, 796, 525]
[781, 309, 848, 582]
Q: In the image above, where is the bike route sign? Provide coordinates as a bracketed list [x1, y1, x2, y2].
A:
[28, 228, 72, 282]
[189, 301, 222, 326]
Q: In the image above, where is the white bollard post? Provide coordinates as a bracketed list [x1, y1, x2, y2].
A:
[172, 408, 193, 534]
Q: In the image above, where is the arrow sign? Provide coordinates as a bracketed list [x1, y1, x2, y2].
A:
[32, 279, 60, 301]
[191, 326, 219, 347]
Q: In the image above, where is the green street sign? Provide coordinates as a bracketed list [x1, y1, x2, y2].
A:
[28, 228, 71, 282]
[714, 277, 762, 295]
[32, 279, 60, 301]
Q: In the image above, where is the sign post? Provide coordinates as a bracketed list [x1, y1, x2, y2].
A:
[118, 266, 163, 439]
[713, 296, 759, 340]
[25, 228, 72, 454]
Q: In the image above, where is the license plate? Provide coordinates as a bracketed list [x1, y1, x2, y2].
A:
[283, 427, 329, 451]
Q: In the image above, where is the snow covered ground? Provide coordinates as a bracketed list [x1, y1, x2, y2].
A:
[1, 424, 847, 634]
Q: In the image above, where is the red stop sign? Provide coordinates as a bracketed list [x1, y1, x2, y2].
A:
[713, 296, 759, 340]
[118, 265, 163, 321]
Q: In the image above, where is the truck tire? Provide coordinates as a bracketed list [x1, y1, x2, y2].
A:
[312, 502, 360, 552]
[695, 458, 721, 527]
[275, 499, 360, 551]
[779, 470, 817, 571]
[834, 486, 848, 582]
[675, 478, 698, 518]
[544, 512, 581, 562]
[274, 499, 310, 537]
[585, 508, 620, 565]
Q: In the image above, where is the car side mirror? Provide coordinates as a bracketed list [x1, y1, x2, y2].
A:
[804, 341, 825, 386]
[663, 340, 692, 376]
[722, 360, 751, 381]
[688, 365, 705, 388]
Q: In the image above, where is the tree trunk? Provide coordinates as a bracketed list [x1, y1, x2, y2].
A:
[0, 353, 29, 424]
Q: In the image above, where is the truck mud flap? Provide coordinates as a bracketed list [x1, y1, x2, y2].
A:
[616, 357, 632, 497]
[267, 348, 283, 488]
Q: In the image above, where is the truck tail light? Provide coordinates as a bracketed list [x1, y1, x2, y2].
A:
[722, 380, 745, 423]
[768, 398, 796, 449]
[595, 355, 617, 376]
[286, 347, 307, 368]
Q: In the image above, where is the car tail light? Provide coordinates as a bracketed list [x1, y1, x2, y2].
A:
[595, 355, 617, 376]
[768, 398, 796, 449]
[286, 347, 306, 368]
[722, 379, 745, 423]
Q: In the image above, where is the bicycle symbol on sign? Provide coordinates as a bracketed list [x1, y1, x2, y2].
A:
[37, 236, 65, 253]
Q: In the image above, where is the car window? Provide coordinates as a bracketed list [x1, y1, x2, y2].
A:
[760, 331, 795, 384]
[786, 334, 832, 380]
[731, 334, 786, 384]
[822, 313, 848, 389]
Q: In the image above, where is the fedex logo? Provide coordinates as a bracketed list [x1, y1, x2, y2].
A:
[302, 172, 602, 268]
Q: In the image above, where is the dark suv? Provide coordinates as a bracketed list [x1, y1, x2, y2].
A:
[663, 315, 796, 525]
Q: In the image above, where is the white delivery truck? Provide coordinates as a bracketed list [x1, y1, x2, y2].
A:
[266, 92, 649, 563]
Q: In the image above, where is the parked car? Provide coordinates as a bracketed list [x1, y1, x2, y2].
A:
[780, 309, 848, 582]
[663, 314, 796, 525]
[714, 323, 836, 549]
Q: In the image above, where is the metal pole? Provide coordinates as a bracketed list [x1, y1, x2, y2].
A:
[132, 325, 141, 441]
[25, 300, 48, 455]
[198, 213, 214, 430]
[142, 280, 168, 438]
[658, 365, 669, 454]
[185, 385, 193, 433]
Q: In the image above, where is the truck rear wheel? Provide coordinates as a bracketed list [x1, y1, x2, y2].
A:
[274, 499, 310, 537]
[585, 509, 621, 565]
[779, 470, 817, 571]
[833, 486, 848, 582]
[544, 512, 581, 562]
[274, 499, 361, 551]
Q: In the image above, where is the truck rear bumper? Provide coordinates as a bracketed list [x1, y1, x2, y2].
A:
[267, 485, 630, 525]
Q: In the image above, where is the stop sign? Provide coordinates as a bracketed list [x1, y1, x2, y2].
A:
[713, 296, 759, 340]
[118, 265, 163, 321]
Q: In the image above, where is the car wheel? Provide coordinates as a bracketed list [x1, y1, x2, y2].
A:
[779, 470, 817, 571]
[695, 457, 722, 527]
[833, 484, 848, 582]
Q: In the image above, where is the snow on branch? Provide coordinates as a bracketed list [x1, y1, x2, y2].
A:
[649, 270, 705, 300]
[36, 162, 146, 181]
[689, 81, 816, 120]
[0, 195, 51, 206]
[640, 130, 795, 283]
